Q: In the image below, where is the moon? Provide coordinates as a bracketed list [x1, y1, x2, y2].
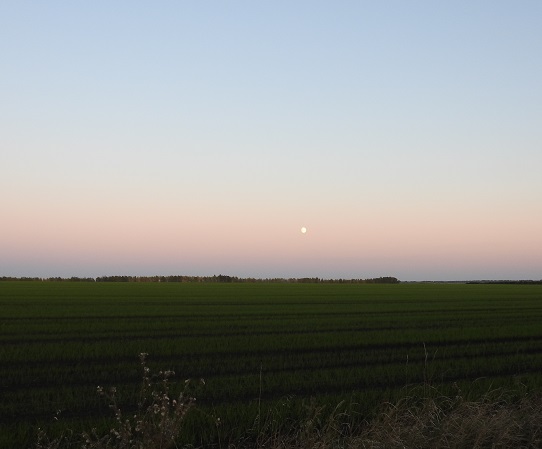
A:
[300, 227, 307, 234]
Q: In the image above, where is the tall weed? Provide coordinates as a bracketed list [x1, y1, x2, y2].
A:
[34, 353, 201, 449]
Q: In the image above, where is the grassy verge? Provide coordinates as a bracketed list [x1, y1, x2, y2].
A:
[32, 355, 542, 449]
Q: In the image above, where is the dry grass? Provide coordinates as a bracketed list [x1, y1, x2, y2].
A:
[228, 387, 542, 449]
[352, 387, 542, 449]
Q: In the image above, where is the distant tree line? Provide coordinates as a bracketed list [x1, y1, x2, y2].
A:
[0, 275, 401, 284]
[466, 280, 542, 285]
[6, 276, 542, 284]
[0, 276, 96, 282]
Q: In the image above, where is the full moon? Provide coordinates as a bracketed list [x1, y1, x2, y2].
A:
[301, 227, 307, 234]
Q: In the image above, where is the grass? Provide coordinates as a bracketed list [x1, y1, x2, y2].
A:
[354, 387, 542, 449]
[32, 355, 542, 449]
[1, 282, 542, 447]
[34, 354, 201, 449]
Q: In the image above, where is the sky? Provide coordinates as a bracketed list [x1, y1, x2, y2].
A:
[1, 1, 541, 281]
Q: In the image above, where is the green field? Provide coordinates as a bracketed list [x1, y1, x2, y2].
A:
[1, 281, 542, 448]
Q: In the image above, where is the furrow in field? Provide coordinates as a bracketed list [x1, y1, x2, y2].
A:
[3, 338, 542, 391]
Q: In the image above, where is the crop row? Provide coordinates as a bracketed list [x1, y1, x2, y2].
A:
[3, 339, 542, 396]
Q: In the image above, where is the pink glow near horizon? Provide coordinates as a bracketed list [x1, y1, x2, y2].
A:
[3, 193, 541, 280]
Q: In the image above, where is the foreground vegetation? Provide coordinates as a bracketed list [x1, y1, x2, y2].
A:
[1, 282, 542, 447]
[35, 355, 542, 448]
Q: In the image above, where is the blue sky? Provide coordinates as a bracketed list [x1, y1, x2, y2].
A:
[1, 2, 541, 280]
